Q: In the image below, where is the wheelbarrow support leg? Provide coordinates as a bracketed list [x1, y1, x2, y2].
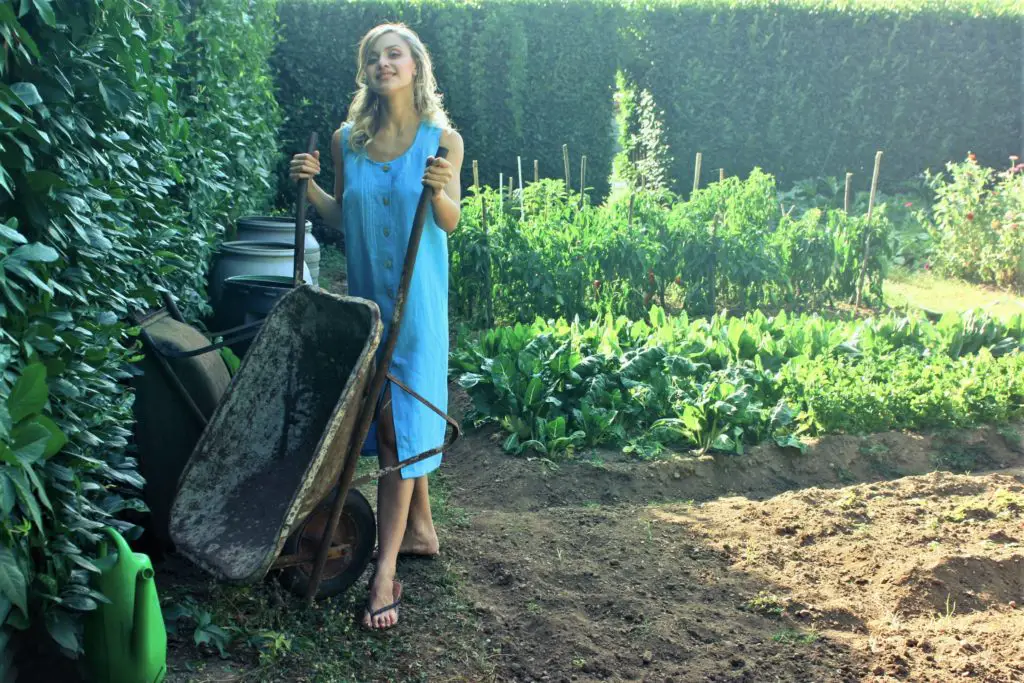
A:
[303, 145, 450, 603]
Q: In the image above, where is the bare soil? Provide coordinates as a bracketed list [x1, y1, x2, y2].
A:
[429, 387, 1024, 683]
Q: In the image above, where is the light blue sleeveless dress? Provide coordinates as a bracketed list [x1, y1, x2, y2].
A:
[340, 120, 448, 479]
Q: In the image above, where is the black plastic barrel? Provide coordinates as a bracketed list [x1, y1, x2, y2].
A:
[218, 275, 294, 357]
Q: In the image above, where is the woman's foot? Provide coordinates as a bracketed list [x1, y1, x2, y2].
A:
[399, 521, 440, 556]
[373, 522, 440, 560]
[363, 574, 402, 630]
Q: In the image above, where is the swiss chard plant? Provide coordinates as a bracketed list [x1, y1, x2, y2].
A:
[453, 307, 1024, 460]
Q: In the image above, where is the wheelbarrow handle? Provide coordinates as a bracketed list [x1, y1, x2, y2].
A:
[294, 132, 318, 287]
[304, 145, 449, 603]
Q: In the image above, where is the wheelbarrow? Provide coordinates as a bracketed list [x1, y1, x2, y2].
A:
[166, 136, 460, 601]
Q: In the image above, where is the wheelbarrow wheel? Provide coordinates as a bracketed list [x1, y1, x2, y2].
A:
[279, 487, 375, 600]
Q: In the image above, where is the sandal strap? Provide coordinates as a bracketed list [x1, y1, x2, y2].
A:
[368, 599, 401, 618]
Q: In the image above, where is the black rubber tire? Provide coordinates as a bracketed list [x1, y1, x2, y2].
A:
[279, 488, 375, 600]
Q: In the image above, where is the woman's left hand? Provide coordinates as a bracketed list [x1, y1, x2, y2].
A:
[422, 156, 454, 194]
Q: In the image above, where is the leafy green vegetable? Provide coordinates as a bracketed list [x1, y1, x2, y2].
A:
[453, 307, 1024, 458]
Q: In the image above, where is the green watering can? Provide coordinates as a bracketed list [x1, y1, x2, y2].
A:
[83, 527, 167, 683]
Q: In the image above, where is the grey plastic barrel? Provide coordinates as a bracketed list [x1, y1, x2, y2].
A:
[208, 240, 312, 309]
[236, 216, 320, 285]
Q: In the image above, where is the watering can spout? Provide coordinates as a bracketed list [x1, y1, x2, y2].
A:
[132, 563, 156, 658]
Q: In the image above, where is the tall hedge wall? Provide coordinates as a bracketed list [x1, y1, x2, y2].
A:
[272, 0, 623, 210]
[0, 0, 279, 660]
[627, 0, 1024, 194]
[273, 0, 1022, 205]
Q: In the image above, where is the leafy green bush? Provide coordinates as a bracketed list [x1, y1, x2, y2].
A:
[927, 155, 1024, 291]
[451, 308, 1024, 458]
[777, 173, 938, 271]
[0, 0, 279, 657]
[450, 170, 891, 325]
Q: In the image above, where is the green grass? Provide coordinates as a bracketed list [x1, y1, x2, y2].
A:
[884, 268, 1024, 321]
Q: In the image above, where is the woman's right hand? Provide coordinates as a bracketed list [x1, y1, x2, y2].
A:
[289, 150, 320, 183]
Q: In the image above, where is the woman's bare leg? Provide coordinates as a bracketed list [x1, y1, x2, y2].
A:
[364, 387, 413, 629]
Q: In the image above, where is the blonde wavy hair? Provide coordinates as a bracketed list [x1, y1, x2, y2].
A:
[345, 23, 451, 152]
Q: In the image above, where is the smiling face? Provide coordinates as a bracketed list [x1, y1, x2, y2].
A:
[365, 32, 417, 95]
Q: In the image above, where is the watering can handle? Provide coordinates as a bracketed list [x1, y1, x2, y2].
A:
[294, 132, 318, 287]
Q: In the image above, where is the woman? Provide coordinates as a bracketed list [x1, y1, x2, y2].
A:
[289, 22, 463, 631]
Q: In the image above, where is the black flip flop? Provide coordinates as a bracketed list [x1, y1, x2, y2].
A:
[363, 579, 402, 630]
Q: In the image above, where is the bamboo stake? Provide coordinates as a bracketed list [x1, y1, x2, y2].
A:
[693, 152, 702, 195]
[580, 155, 587, 207]
[517, 156, 524, 221]
[844, 172, 853, 213]
[498, 172, 503, 213]
[534, 159, 539, 184]
[508, 175, 514, 199]
[472, 159, 479, 189]
[481, 183, 493, 328]
[563, 144, 571, 192]
[855, 151, 883, 309]
[719, 168, 725, 183]
[628, 193, 635, 231]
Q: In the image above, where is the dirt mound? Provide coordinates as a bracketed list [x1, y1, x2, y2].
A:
[449, 505, 865, 682]
[893, 555, 1023, 616]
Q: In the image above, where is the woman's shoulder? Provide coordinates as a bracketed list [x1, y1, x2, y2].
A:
[431, 125, 463, 154]
[335, 121, 352, 143]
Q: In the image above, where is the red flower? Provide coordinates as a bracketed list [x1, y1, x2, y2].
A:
[966, 212, 974, 221]
[904, 202, 913, 208]
[968, 152, 977, 162]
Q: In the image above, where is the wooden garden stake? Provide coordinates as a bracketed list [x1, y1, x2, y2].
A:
[580, 155, 587, 208]
[563, 144, 571, 192]
[481, 199, 493, 328]
[719, 168, 725, 183]
[472, 159, 479, 189]
[844, 172, 853, 213]
[517, 155, 524, 221]
[855, 151, 883, 309]
[534, 159, 539, 184]
[508, 175, 514, 199]
[628, 193, 635, 231]
[693, 152, 702, 195]
[498, 172, 503, 213]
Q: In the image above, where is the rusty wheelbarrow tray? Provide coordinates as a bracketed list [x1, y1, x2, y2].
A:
[168, 286, 383, 586]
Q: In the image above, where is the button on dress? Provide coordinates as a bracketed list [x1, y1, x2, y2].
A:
[340, 120, 448, 479]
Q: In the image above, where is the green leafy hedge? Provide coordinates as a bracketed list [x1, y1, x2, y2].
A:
[627, 0, 1023, 194]
[273, 0, 1022, 206]
[0, 0, 279, 659]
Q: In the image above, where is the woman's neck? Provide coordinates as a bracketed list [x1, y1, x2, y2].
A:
[377, 91, 419, 136]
